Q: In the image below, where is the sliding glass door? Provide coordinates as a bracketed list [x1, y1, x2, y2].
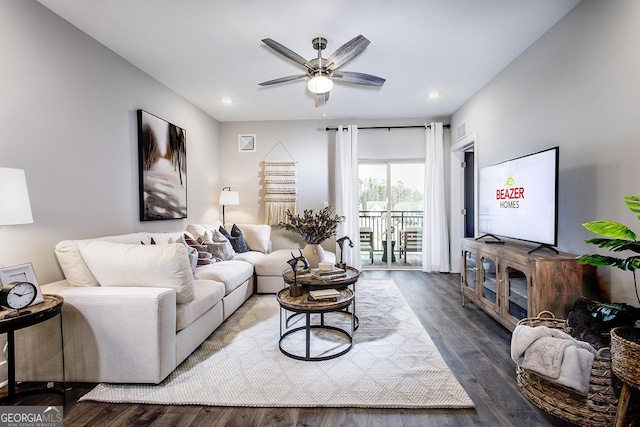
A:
[358, 161, 424, 269]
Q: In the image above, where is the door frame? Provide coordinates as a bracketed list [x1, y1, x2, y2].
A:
[450, 132, 477, 274]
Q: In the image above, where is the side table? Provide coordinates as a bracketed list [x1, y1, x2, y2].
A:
[277, 288, 354, 361]
[0, 295, 65, 405]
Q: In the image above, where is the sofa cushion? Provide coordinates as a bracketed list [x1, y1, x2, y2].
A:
[194, 260, 253, 295]
[186, 222, 223, 241]
[79, 241, 195, 303]
[254, 249, 298, 276]
[148, 231, 188, 245]
[176, 279, 225, 331]
[233, 251, 266, 265]
[55, 240, 100, 287]
[234, 224, 271, 253]
[55, 232, 150, 287]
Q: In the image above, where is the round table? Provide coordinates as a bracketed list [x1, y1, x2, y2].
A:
[276, 287, 354, 361]
[282, 266, 360, 329]
[0, 295, 65, 404]
[282, 266, 360, 290]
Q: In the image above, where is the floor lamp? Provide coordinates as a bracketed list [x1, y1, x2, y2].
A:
[219, 187, 239, 226]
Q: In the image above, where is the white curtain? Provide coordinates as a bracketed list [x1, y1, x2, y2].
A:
[335, 125, 362, 270]
[422, 122, 450, 272]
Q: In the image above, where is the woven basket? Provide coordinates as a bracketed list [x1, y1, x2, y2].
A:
[611, 326, 640, 390]
[515, 311, 620, 427]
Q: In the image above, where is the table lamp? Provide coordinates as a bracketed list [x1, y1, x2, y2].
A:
[0, 168, 33, 226]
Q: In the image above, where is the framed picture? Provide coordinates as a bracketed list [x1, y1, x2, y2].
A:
[138, 110, 187, 221]
[238, 134, 256, 152]
[0, 263, 44, 306]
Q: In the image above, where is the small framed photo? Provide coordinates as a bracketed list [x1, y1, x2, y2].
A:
[0, 263, 44, 306]
[238, 134, 256, 152]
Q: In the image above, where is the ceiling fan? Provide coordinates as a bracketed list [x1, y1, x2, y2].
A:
[258, 35, 385, 107]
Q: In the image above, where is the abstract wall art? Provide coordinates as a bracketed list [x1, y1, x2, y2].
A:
[138, 110, 187, 221]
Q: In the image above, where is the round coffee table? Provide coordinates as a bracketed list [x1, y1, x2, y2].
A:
[276, 287, 354, 361]
[282, 266, 360, 290]
[282, 266, 360, 329]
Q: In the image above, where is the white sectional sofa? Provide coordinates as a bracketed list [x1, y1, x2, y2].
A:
[16, 223, 330, 385]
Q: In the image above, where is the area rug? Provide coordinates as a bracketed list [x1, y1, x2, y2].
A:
[80, 279, 474, 409]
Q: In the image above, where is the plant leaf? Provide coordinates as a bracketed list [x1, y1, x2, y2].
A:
[624, 194, 640, 219]
[622, 256, 640, 271]
[583, 220, 637, 240]
[577, 254, 627, 268]
[587, 302, 640, 322]
[585, 238, 640, 253]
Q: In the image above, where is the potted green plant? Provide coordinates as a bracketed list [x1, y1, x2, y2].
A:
[279, 206, 345, 268]
[577, 194, 640, 306]
[577, 194, 640, 390]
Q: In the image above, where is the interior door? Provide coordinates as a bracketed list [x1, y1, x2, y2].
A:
[464, 151, 475, 238]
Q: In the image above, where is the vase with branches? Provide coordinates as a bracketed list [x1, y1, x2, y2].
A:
[279, 206, 345, 267]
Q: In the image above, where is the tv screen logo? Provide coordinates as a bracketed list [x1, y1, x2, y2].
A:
[496, 177, 524, 209]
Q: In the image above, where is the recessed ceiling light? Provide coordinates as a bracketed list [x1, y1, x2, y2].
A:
[428, 92, 440, 99]
[221, 97, 233, 104]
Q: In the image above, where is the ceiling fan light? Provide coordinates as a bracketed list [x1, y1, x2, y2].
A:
[307, 75, 333, 94]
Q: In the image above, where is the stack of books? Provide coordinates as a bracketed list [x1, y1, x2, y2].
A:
[308, 288, 342, 301]
[309, 267, 346, 281]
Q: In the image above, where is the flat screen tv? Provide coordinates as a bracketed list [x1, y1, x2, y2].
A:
[477, 147, 559, 253]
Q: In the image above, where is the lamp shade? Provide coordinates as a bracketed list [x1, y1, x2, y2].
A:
[219, 188, 239, 206]
[0, 168, 33, 225]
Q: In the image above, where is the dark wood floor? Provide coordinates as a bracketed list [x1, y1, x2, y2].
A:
[16, 270, 576, 426]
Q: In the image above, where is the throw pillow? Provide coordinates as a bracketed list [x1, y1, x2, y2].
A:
[78, 241, 195, 303]
[219, 225, 249, 253]
[183, 233, 213, 265]
[233, 224, 271, 253]
[174, 236, 199, 273]
[209, 229, 236, 261]
[207, 241, 236, 261]
[196, 229, 214, 245]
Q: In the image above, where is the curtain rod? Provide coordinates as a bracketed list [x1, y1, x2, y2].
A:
[325, 124, 450, 131]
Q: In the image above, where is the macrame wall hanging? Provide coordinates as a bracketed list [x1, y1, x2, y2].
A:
[262, 141, 297, 225]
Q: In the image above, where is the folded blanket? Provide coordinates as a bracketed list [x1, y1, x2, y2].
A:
[511, 325, 597, 394]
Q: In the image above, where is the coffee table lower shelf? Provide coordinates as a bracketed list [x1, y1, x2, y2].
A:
[277, 288, 354, 362]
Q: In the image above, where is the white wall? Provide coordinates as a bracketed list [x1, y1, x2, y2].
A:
[450, 0, 640, 304]
[219, 118, 446, 252]
[0, 0, 222, 284]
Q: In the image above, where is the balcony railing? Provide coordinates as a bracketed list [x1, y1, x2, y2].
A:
[359, 210, 423, 251]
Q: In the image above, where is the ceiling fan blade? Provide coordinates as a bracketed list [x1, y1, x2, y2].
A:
[332, 71, 385, 86]
[262, 38, 312, 70]
[259, 74, 307, 86]
[326, 35, 370, 70]
[315, 91, 330, 108]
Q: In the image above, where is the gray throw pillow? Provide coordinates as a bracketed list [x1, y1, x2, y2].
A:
[207, 240, 236, 261]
